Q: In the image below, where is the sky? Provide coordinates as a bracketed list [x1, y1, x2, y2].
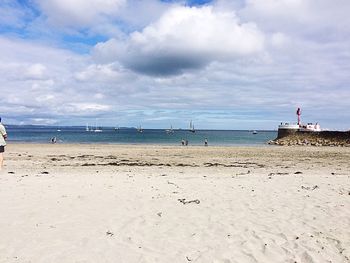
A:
[0, 0, 349, 130]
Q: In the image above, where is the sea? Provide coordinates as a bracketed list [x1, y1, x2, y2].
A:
[6, 125, 277, 146]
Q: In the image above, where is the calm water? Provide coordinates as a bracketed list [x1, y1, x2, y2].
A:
[6, 126, 277, 146]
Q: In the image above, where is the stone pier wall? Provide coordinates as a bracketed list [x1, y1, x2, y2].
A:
[269, 131, 350, 146]
[277, 128, 298, 139]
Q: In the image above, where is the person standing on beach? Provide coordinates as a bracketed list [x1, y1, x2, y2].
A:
[0, 117, 8, 170]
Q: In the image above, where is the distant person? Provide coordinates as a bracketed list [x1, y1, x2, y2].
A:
[204, 138, 208, 146]
[181, 139, 185, 146]
[185, 140, 188, 146]
[0, 117, 8, 170]
[51, 137, 57, 144]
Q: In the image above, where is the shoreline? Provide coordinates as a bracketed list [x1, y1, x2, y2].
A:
[5, 142, 275, 147]
[6, 141, 275, 147]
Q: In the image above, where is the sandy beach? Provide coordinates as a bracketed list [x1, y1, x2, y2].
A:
[0, 144, 349, 263]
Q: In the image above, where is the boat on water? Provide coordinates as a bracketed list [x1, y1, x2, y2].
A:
[252, 130, 257, 134]
[137, 125, 143, 133]
[94, 128, 102, 133]
[189, 120, 195, 133]
[86, 123, 90, 132]
[93, 120, 102, 132]
[165, 125, 174, 134]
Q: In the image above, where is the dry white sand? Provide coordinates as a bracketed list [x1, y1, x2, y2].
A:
[0, 144, 349, 263]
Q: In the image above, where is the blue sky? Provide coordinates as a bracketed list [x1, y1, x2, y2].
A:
[0, 0, 350, 130]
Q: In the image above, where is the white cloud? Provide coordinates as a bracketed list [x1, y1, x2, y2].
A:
[116, 0, 171, 29]
[31, 118, 58, 125]
[64, 103, 112, 114]
[94, 5, 265, 75]
[0, 37, 101, 121]
[35, 94, 55, 103]
[241, 0, 350, 40]
[75, 63, 123, 82]
[35, 0, 126, 28]
[0, 37, 81, 69]
[270, 32, 288, 48]
[94, 93, 105, 99]
[25, 63, 47, 80]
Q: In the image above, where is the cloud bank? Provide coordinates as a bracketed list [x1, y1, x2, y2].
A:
[0, 0, 349, 129]
[94, 5, 265, 75]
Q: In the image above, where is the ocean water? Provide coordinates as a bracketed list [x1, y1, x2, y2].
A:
[6, 126, 277, 146]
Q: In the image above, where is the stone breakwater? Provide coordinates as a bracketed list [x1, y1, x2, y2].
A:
[269, 131, 350, 146]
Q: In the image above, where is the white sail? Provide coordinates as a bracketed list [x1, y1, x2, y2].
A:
[189, 120, 195, 133]
[94, 119, 102, 132]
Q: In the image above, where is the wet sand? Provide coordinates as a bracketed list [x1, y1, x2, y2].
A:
[0, 144, 349, 263]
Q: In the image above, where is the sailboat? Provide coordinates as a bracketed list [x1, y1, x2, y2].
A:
[137, 125, 143, 133]
[93, 120, 102, 132]
[86, 123, 90, 132]
[189, 120, 195, 133]
[165, 125, 174, 134]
